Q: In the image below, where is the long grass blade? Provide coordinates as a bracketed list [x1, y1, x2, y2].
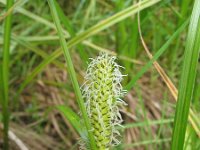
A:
[18, 0, 160, 93]
[54, 0, 88, 65]
[125, 20, 189, 91]
[137, 10, 200, 137]
[47, 0, 97, 149]
[171, 0, 200, 149]
[0, 0, 14, 149]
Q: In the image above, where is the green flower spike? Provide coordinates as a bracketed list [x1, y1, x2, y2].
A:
[81, 53, 126, 150]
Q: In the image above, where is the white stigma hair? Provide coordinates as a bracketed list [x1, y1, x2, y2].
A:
[81, 52, 127, 149]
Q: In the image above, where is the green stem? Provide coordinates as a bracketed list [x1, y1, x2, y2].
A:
[1, 0, 14, 149]
[171, 0, 200, 149]
[47, 0, 97, 149]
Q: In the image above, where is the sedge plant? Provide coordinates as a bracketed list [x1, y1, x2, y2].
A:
[81, 53, 126, 149]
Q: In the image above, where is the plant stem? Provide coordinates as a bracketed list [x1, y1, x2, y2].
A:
[47, 0, 97, 149]
[171, 0, 200, 149]
[1, 0, 14, 149]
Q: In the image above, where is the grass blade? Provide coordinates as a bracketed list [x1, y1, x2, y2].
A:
[54, 0, 88, 65]
[18, 0, 160, 93]
[67, 0, 160, 47]
[0, 0, 14, 149]
[125, 19, 189, 91]
[138, 11, 200, 137]
[56, 105, 82, 136]
[47, 0, 97, 149]
[171, 0, 200, 149]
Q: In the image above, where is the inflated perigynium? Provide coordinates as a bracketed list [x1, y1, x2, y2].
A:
[82, 53, 126, 149]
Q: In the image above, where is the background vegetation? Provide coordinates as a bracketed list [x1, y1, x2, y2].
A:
[0, 0, 200, 149]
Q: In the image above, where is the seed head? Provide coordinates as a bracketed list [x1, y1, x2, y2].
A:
[81, 53, 126, 149]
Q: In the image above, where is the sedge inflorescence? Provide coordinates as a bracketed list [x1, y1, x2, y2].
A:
[81, 53, 126, 149]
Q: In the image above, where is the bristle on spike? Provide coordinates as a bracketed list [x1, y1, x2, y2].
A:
[80, 53, 126, 149]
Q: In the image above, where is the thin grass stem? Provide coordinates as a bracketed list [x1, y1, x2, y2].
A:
[0, 0, 14, 149]
[171, 0, 200, 149]
[47, 0, 97, 149]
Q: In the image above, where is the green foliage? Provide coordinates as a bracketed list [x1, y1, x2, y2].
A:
[0, 0, 199, 149]
[0, 0, 14, 149]
[48, 0, 97, 149]
[125, 19, 189, 91]
[56, 105, 82, 135]
[16, 0, 160, 96]
[171, 0, 200, 149]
